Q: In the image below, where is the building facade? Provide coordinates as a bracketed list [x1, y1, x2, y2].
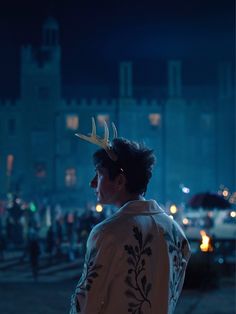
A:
[0, 18, 235, 208]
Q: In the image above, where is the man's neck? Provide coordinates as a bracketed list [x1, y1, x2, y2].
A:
[117, 194, 143, 208]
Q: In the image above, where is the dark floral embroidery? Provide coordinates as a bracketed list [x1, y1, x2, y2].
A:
[74, 247, 103, 312]
[164, 224, 187, 305]
[124, 226, 153, 313]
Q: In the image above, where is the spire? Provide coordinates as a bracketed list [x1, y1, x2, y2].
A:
[119, 62, 133, 98]
[42, 17, 59, 49]
[218, 62, 232, 99]
[168, 60, 182, 98]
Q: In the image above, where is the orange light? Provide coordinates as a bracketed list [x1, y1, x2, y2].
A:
[222, 190, 229, 197]
[7, 154, 14, 175]
[149, 113, 161, 126]
[66, 114, 79, 130]
[200, 230, 213, 252]
[97, 114, 109, 126]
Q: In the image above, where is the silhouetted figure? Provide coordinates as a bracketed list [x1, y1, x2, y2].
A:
[55, 221, 63, 257]
[28, 233, 40, 281]
[66, 211, 74, 243]
[77, 211, 93, 256]
[46, 226, 55, 263]
[0, 233, 6, 261]
[205, 214, 214, 229]
[7, 197, 23, 247]
[0, 219, 5, 260]
[20, 222, 37, 262]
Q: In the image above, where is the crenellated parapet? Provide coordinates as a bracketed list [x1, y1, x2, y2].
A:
[189, 99, 213, 108]
[59, 97, 166, 112]
[134, 99, 161, 107]
[61, 98, 118, 109]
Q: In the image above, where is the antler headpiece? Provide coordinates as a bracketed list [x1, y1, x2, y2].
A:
[75, 117, 118, 161]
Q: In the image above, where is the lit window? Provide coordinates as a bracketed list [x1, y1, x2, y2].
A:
[66, 114, 79, 130]
[97, 114, 110, 127]
[65, 168, 77, 187]
[149, 113, 161, 127]
[6, 154, 14, 176]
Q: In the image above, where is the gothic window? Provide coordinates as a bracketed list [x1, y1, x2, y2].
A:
[97, 114, 110, 127]
[6, 154, 14, 176]
[148, 113, 161, 128]
[65, 168, 77, 187]
[66, 114, 79, 130]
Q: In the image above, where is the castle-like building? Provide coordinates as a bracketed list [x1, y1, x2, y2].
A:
[0, 18, 235, 208]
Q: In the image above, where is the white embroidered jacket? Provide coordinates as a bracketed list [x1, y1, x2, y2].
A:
[70, 199, 191, 314]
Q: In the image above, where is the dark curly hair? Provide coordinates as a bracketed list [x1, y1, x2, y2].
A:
[93, 138, 156, 195]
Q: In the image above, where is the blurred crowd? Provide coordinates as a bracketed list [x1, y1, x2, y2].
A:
[0, 196, 108, 279]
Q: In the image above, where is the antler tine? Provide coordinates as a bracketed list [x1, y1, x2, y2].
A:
[103, 119, 109, 144]
[91, 117, 96, 137]
[112, 122, 118, 139]
[75, 117, 97, 144]
[75, 117, 118, 161]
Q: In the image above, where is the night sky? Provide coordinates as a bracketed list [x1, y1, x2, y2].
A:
[0, 0, 234, 99]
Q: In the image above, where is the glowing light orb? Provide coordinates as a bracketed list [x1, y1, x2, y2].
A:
[200, 230, 213, 252]
[182, 218, 189, 225]
[170, 205, 177, 214]
[96, 204, 103, 212]
[230, 211, 236, 218]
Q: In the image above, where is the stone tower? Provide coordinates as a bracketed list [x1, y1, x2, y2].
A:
[20, 17, 61, 198]
[20, 17, 61, 104]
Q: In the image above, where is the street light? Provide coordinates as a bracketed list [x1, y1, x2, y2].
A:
[222, 189, 229, 197]
[96, 204, 103, 213]
[170, 204, 177, 214]
[179, 183, 190, 194]
[182, 218, 189, 225]
[230, 211, 236, 218]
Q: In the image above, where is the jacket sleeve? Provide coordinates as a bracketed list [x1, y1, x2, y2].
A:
[70, 225, 118, 314]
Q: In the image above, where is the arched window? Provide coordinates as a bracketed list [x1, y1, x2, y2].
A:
[148, 113, 161, 127]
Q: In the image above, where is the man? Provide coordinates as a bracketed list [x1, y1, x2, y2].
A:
[70, 119, 191, 314]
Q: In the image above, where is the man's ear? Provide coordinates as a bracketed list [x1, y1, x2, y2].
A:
[116, 173, 126, 190]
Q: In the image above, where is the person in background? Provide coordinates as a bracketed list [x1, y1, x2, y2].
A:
[28, 230, 40, 282]
[46, 226, 55, 264]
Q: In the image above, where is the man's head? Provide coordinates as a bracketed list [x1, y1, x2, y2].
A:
[90, 138, 156, 205]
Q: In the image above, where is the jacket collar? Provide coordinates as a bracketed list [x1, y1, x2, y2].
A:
[117, 199, 165, 215]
